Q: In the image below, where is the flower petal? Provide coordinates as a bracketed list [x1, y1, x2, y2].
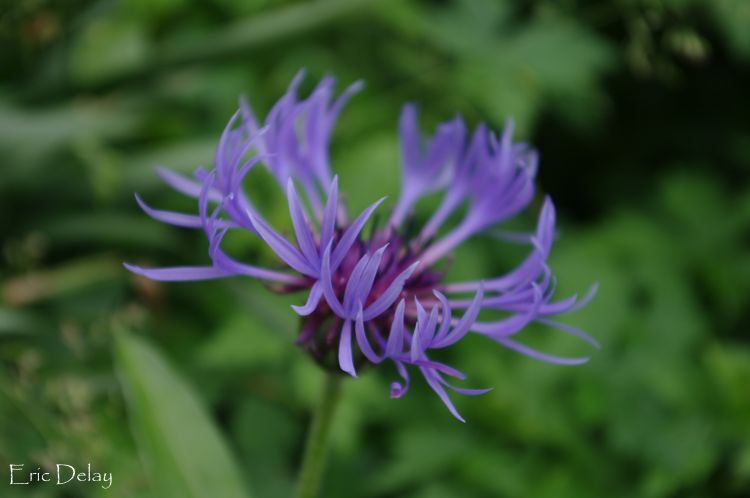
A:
[287, 178, 321, 268]
[320, 242, 346, 317]
[421, 367, 465, 422]
[291, 282, 323, 316]
[355, 305, 381, 363]
[135, 194, 235, 229]
[432, 290, 453, 344]
[124, 263, 230, 281]
[155, 166, 222, 202]
[248, 211, 317, 277]
[493, 336, 591, 365]
[536, 318, 601, 349]
[331, 197, 386, 269]
[353, 244, 388, 306]
[434, 283, 484, 348]
[363, 261, 419, 320]
[385, 299, 406, 357]
[343, 253, 371, 314]
[338, 319, 357, 377]
[389, 361, 410, 399]
[320, 176, 339, 250]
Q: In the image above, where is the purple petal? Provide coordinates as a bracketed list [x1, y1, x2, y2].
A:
[331, 197, 386, 269]
[338, 319, 357, 377]
[434, 284, 484, 348]
[124, 263, 230, 281]
[363, 261, 419, 320]
[438, 376, 493, 396]
[135, 194, 235, 229]
[248, 211, 317, 277]
[470, 283, 542, 337]
[353, 244, 388, 306]
[286, 179, 320, 267]
[320, 176, 339, 250]
[198, 170, 217, 239]
[432, 290, 453, 344]
[498, 118, 514, 172]
[489, 229, 535, 245]
[385, 300, 406, 357]
[207, 246, 306, 284]
[155, 167, 222, 202]
[565, 283, 599, 314]
[411, 359, 465, 379]
[421, 367, 465, 422]
[443, 198, 555, 293]
[493, 336, 591, 365]
[390, 361, 410, 399]
[536, 318, 601, 349]
[214, 110, 243, 187]
[421, 305, 439, 350]
[239, 95, 262, 136]
[399, 104, 420, 174]
[355, 305, 382, 363]
[320, 242, 346, 317]
[410, 310, 424, 362]
[329, 80, 364, 125]
[291, 282, 323, 316]
[343, 253, 372, 314]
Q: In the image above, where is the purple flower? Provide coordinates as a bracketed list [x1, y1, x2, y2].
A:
[126, 71, 597, 422]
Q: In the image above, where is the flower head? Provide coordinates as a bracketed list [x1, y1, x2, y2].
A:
[126, 71, 597, 421]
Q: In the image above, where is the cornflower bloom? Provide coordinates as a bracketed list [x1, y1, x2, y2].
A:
[126, 72, 597, 421]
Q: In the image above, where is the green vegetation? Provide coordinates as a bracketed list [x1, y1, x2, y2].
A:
[1, 1, 748, 497]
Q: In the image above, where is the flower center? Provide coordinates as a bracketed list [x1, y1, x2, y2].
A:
[295, 227, 441, 373]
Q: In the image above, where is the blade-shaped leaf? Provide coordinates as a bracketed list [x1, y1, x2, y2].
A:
[115, 331, 251, 498]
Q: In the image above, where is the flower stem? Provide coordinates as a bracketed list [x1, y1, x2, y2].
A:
[294, 372, 342, 498]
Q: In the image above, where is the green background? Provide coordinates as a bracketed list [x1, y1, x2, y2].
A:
[1, 0, 749, 497]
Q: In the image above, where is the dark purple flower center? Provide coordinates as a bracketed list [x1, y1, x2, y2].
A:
[295, 227, 440, 372]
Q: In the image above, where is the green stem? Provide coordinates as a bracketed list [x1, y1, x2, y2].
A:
[294, 372, 342, 498]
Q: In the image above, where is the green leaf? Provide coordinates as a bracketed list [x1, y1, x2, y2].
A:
[115, 331, 251, 498]
[69, 18, 150, 84]
[711, 0, 750, 59]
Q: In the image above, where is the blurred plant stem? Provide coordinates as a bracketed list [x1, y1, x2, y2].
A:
[294, 372, 342, 498]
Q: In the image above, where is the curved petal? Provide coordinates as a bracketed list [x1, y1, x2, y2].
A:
[155, 167, 222, 202]
[338, 319, 357, 377]
[320, 176, 339, 250]
[389, 361, 410, 399]
[354, 244, 388, 304]
[439, 378, 493, 396]
[411, 359, 465, 379]
[470, 283, 542, 338]
[320, 242, 346, 317]
[421, 367, 465, 422]
[493, 336, 591, 365]
[536, 318, 600, 349]
[342, 253, 372, 314]
[432, 290, 453, 344]
[287, 179, 320, 267]
[363, 261, 419, 320]
[331, 197, 386, 270]
[385, 300, 406, 357]
[206, 245, 306, 285]
[291, 282, 323, 316]
[434, 284, 484, 348]
[248, 211, 317, 277]
[135, 194, 236, 229]
[355, 305, 382, 363]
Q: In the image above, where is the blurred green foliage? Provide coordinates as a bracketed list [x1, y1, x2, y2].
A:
[1, 0, 749, 497]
